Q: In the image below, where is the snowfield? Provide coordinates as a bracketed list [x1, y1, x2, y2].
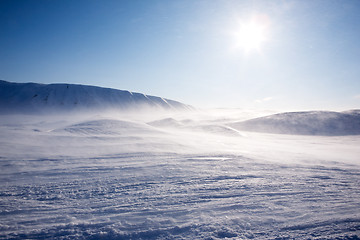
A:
[0, 110, 359, 240]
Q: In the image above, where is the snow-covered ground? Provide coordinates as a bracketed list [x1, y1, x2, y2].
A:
[1, 110, 359, 239]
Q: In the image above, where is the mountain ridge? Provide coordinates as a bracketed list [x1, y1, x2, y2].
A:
[0, 80, 193, 114]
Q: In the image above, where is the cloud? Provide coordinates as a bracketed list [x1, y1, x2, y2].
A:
[255, 97, 273, 104]
[354, 95, 360, 99]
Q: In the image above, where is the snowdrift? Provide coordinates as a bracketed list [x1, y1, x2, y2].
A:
[54, 119, 162, 136]
[230, 110, 360, 136]
[0, 80, 192, 114]
[148, 117, 243, 136]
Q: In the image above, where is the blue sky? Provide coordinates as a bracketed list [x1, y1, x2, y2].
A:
[1, 0, 360, 110]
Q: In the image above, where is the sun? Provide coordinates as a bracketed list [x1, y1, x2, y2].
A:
[233, 16, 269, 53]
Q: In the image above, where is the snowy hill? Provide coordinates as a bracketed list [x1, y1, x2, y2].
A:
[55, 118, 162, 136]
[0, 80, 192, 114]
[229, 110, 360, 136]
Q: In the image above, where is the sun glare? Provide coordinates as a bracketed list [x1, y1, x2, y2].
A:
[234, 16, 269, 53]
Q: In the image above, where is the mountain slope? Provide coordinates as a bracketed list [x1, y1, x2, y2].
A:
[229, 111, 360, 136]
[0, 80, 192, 114]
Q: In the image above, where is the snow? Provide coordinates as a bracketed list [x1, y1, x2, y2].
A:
[0, 80, 193, 114]
[0, 109, 359, 239]
[230, 110, 360, 136]
[0, 81, 359, 239]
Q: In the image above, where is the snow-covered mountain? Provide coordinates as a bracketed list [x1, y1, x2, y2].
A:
[0, 80, 192, 114]
[230, 110, 360, 136]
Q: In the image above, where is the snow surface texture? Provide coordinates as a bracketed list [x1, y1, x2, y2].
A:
[1, 110, 360, 240]
[230, 110, 360, 136]
[0, 80, 192, 114]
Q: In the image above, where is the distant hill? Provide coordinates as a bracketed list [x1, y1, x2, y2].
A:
[0, 80, 192, 114]
[229, 111, 360, 136]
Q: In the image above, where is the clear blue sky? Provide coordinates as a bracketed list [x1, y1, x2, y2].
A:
[1, 0, 360, 110]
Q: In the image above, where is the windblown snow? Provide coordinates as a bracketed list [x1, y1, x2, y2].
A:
[0, 81, 359, 239]
[230, 110, 360, 136]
